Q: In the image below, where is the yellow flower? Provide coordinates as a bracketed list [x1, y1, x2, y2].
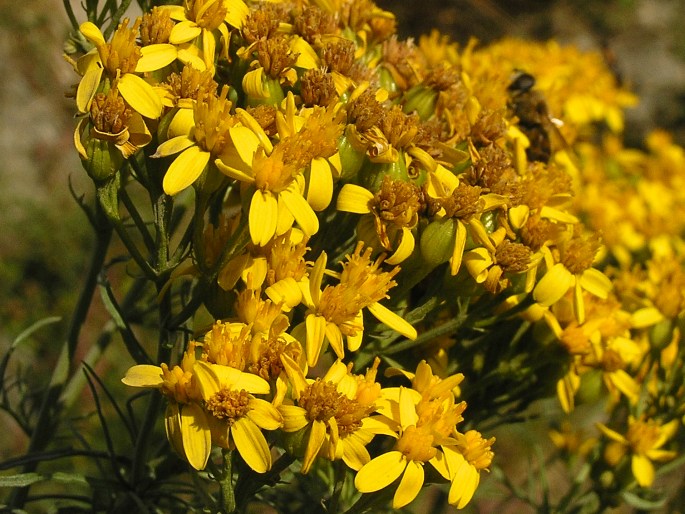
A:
[337, 175, 423, 264]
[443, 430, 495, 509]
[122, 343, 211, 470]
[215, 96, 342, 245]
[424, 165, 507, 276]
[153, 85, 236, 195]
[300, 243, 416, 366]
[78, 19, 167, 120]
[193, 360, 282, 473]
[162, 0, 249, 72]
[279, 356, 395, 473]
[597, 417, 679, 487]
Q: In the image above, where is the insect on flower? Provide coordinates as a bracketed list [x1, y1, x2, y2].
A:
[507, 70, 569, 164]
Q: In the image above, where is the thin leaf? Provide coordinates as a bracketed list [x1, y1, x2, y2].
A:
[0, 473, 44, 487]
[98, 278, 152, 364]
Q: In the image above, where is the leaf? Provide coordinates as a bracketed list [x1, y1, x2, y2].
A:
[12, 317, 62, 349]
[0, 473, 45, 488]
[620, 491, 667, 510]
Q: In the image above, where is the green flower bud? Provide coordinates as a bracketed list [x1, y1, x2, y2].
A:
[82, 135, 124, 182]
[337, 129, 366, 183]
[420, 218, 456, 268]
[403, 85, 437, 121]
[649, 318, 674, 350]
[359, 150, 408, 192]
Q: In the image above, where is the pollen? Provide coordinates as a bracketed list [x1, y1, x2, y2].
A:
[255, 37, 298, 80]
[294, 5, 337, 45]
[206, 388, 251, 425]
[436, 183, 483, 220]
[300, 69, 337, 107]
[101, 18, 142, 76]
[265, 232, 309, 285]
[201, 321, 251, 369]
[459, 430, 495, 470]
[396, 425, 437, 462]
[340, 242, 400, 304]
[140, 7, 174, 45]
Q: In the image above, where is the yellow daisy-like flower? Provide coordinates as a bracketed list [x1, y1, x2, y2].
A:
[533, 230, 612, 325]
[424, 164, 507, 276]
[154, 85, 236, 195]
[443, 430, 495, 509]
[122, 343, 210, 470]
[279, 356, 395, 473]
[337, 175, 423, 265]
[300, 242, 417, 367]
[597, 417, 679, 487]
[78, 19, 168, 120]
[215, 97, 342, 245]
[193, 360, 282, 473]
[162, 0, 249, 72]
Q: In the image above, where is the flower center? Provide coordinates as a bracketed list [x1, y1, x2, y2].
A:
[396, 426, 437, 462]
[626, 420, 661, 455]
[206, 388, 251, 425]
[299, 380, 370, 435]
[561, 233, 600, 275]
[90, 89, 132, 139]
[140, 7, 174, 45]
[101, 19, 142, 76]
[194, 85, 236, 156]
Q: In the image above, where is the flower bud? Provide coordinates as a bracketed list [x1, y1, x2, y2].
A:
[359, 150, 408, 192]
[337, 130, 366, 183]
[403, 85, 437, 121]
[420, 218, 456, 268]
[81, 133, 124, 182]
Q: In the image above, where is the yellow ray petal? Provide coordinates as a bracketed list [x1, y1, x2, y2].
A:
[247, 398, 283, 430]
[307, 158, 334, 212]
[533, 263, 574, 307]
[250, 189, 278, 246]
[136, 44, 178, 72]
[386, 227, 415, 265]
[337, 183, 374, 214]
[279, 404, 309, 432]
[367, 302, 417, 340]
[121, 365, 163, 387]
[305, 313, 328, 367]
[355, 451, 406, 493]
[393, 460, 424, 509]
[80, 22, 106, 47]
[76, 65, 104, 113]
[342, 434, 371, 471]
[154, 134, 195, 158]
[280, 187, 320, 237]
[118, 73, 163, 119]
[163, 146, 210, 195]
[579, 268, 612, 299]
[170, 20, 202, 45]
[232, 418, 272, 473]
[632, 454, 655, 487]
[180, 403, 211, 470]
[302, 419, 327, 474]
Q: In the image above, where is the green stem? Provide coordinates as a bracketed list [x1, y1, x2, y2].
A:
[218, 449, 236, 514]
[8, 204, 113, 509]
[328, 460, 347, 514]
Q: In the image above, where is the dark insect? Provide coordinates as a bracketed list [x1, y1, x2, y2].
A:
[507, 71, 565, 163]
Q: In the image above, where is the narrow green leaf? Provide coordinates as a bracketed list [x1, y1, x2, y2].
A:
[12, 317, 62, 349]
[0, 473, 45, 488]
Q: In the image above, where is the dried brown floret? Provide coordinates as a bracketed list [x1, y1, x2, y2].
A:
[300, 69, 338, 107]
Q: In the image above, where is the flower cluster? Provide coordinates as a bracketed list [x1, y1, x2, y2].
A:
[62, 0, 684, 511]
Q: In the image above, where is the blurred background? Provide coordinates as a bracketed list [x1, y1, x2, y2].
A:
[1, 0, 684, 509]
